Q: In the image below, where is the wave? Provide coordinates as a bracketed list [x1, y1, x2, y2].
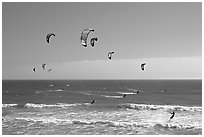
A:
[72, 120, 150, 128]
[12, 116, 201, 130]
[24, 103, 91, 108]
[72, 120, 201, 130]
[126, 88, 140, 92]
[118, 103, 202, 112]
[72, 120, 113, 126]
[101, 95, 124, 98]
[154, 123, 201, 130]
[14, 117, 73, 125]
[117, 92, 138, 95]
[40, 118, 202, 130]
[55, 89, 64, 92]
[2, 103, 91, 108]
[35, 89, 63, 94]
[4, 116, 201, 134]
[3, 102, 201, 112]
[2, 104, 18, 108]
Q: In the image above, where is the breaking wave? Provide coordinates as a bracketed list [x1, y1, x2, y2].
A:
[118, 103, 202, 112]
[101, 95, 124, 98]
[154, 123, 201, 130]
[3, 103, 201, 112]
[2, 104, 18, 108]
[117, 91, 138, 95]
[73, 120, 201, 130]
[2, 103, 91, 108]
[13, 117, 201, 130]
[24, 103, 90, 108]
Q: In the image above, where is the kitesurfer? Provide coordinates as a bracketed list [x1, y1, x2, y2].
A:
[90, 100, 95, 104]
[169, 111, 175, 120]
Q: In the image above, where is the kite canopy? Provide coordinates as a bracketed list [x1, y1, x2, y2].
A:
[90, 37, 98, 47]
[141, 63, 146, 71]
[42, 64, 46, 69]
[46, 33, 55, 43]
[48, 69, 52, 73]
[80, 29, 94, 47]
[108, 51, 115, 60]
[33, 68, 36, 72]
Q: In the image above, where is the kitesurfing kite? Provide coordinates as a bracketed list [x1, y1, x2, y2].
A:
[141, 63, 146, 71]
[33, 68, 36, 72]
[108, 51, 115, 60]
[90, 37, 98, 47]
[48, 69, 52, 73]
[80, 29, 94, 47]
[46, 33, 55, 43]
[42, 64, 46, 70]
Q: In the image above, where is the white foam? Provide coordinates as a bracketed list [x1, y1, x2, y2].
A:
[117, 92, 138, 95]
[25, 103, 60, 108]
[126, 88, 140, 92]
[54, 89, 63, 92]
[2, 104, 18, 108]
[15, 117, 72, 124]
[154, 123, 202, 130]
[126, 103, 202, 112]
[101, 95, 124, 98]
[24, 103, 90, 108]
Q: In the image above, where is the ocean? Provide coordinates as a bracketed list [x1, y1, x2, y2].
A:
[2, 79, 202, 135]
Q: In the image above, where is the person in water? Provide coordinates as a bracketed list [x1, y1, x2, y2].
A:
[169, 111, 175, 120]
[90, 100, 95, 104]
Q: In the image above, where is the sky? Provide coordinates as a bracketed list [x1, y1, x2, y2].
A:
[2, 2, 202, 79]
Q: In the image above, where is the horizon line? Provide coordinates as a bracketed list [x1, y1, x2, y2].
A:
[2, 78, 202, 81]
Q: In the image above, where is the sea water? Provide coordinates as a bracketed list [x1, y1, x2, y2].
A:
[2, 80, 202, 135]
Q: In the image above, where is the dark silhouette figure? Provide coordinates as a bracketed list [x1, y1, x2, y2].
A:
[90, 100, 95, 104]
[46, 33, 55, 43]
[141, 63, 146, 71]
[90, 37, 98, 47]
[123, 94, 126, 98]
[169, 111, 175, 120]
[136, 90, 140, 94]
[33, 68, 36, 72]
[42, 64, 46, 69]
[108, 51, 114, 60]
[48, 69, 52, 73]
